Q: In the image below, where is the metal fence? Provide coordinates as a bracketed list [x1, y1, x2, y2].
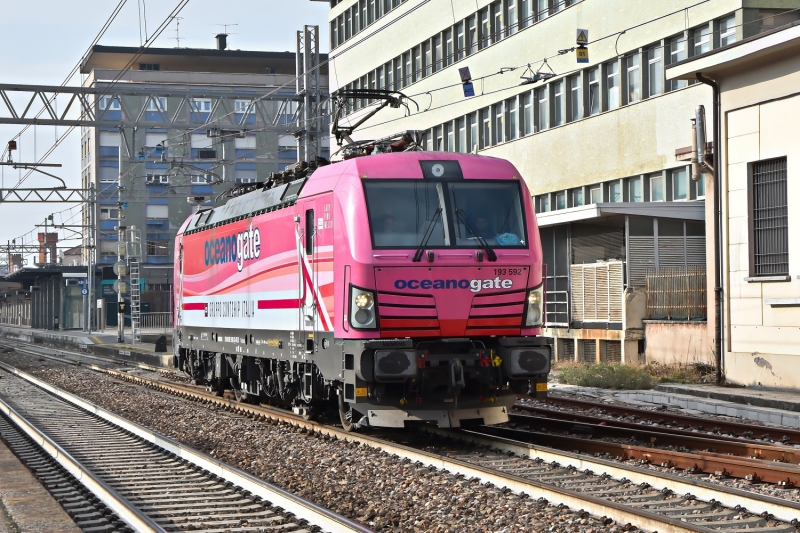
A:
[140, 312, 173, 335]
[646, 266, 707, 320]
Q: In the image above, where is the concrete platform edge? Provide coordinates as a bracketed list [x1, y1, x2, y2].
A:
[0, 326, 174, 369]
[654, 383, 800, 414]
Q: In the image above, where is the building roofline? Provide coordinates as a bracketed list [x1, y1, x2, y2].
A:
[667, 20, 800, 80]
[536, 201, 706, 227]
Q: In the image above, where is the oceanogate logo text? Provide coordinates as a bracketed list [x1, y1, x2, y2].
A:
[394, 277, 513, 293]
[204, 227, 261, 272]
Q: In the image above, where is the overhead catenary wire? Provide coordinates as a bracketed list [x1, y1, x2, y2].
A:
[12, 0, 192, 189]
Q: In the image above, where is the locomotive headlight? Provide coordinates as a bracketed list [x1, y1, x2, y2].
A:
[350, 285, 377, 329]
[355, 293, 373, 309]
[524, 284, 544, 327]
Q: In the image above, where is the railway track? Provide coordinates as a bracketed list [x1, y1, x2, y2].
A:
[2, 337, 800, 532]
[536, 396, 800, 444]
[0, 362, 373, 533]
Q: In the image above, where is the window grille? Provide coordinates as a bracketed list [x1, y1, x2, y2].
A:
[752, 157, 788, 276]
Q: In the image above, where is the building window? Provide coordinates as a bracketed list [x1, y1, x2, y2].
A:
[412, 47, 421, 83]
[467, 15, 478, 55]
[423, 41, 432, 77]
[626, 54, 641, 103]
[236, 177, 257, 184]
[569, 74, 581, 122]
[537, 194, 550, 212]
[572, 188, 583, 207]
[536, 0, 548, 21]
[506, 97, 518, 140]
[147, 242, 169, 256]
[146, 174, 169, 185]
[445, 122, 454, 151]
[468, 112, 478, 152]
[146, 97, 167, 112]
[190, 99, 212, 113]
[479, 108, 492, 149]
[555, 191, 566, 210]
[479, 8, 490, 49]
[444, 29, 453, 66]
[609, 181, 621, 202]
[455, 22, 465, 60]
[493, 102, 504, 144]
[432, 35, 442, 73]
[520, 0, 531, 29]
[606, 61, 620, 110]
[139, 63, 160, 71]
[695, 173, 706, 198]
[100, 208, 119, 220]
[522, 92, 533, 135]
[506, 0, 517, 35]
[751, 157, 789, 276]
[693, 25, 711, 56]
[434, 125, 443, 151]
[456, 117, 467, 152]
[552, 80, 564, 126]
[99, 97, 121, 111]
[719, 15, 736, 46]
[647, 46, 663, 97]
[535, 86, 548, 131]
[650, 174, 665, 202]
[668, 35, 687, 90]
[628, 178, 643, 202]
[191, 174, 213, 184]
[146, 204, 169, 219]
[589, 186, 602, 204]
[491, 1, 503, 42]
[671, 167, 688, 200]
[588, 68, 600, 115]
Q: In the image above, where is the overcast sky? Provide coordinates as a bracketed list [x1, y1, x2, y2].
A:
[0, 0, 329, 261]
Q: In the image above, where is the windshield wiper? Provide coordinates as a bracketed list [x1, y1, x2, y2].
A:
[456, 208, 497, 262]
[412, 208, 442, 262]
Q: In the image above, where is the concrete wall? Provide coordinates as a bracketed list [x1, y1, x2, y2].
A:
[644, 321, 712, 364]
[719, 51, 800, 387]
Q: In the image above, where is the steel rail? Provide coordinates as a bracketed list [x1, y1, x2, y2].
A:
[512, 412, 800, 463]
[515, 404, 787, 445]
[1, 339, 799, 530]
[482, 424, 800, 486]
[0, 384, 164, 532]
[540, 396, 800, 443]
[0, 361, 374, 533]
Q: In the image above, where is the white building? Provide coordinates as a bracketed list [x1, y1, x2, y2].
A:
[668, 20, 800, 388]
[324, 0, 800, 365]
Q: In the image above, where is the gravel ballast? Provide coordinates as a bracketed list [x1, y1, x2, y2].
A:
[0, 353, 612, 533]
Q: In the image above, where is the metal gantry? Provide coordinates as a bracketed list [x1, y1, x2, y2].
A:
[0, 82, 306, 130]
[296, 25, 324, 163]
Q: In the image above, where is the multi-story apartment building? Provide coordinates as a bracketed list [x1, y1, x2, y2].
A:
[324, 0, 800, 364]
[79, 43, 329, 317]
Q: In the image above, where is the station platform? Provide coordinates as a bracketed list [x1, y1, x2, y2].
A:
[0, 438, 81, 533]
[0, 325, 173, 369]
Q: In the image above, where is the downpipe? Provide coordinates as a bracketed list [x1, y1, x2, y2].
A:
[696, 73, 724, 385]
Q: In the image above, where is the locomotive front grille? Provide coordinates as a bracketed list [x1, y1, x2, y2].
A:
[466, 289, 526, 336]
[377, 292, 441, 338]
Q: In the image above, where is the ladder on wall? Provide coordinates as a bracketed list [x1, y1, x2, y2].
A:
[130, 261, 141, 344]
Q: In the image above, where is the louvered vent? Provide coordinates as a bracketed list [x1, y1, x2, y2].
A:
[605, 341, 622, 363]
[560, 339, 575, 362]
[583, 340, 596, 363]
[570, 261, 624, 323]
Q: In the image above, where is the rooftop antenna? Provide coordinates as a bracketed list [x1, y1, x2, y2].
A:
[172, 17, 184, 48]
[215, 23, 238, 34]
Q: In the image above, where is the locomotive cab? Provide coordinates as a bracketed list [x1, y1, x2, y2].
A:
[335, 155, 551, 429]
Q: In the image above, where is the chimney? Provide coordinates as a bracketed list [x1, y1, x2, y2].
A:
[215, 33, 228, 50]
[37, 233, 58, 265]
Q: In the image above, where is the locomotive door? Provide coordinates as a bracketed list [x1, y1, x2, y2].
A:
[300, 201, 318, 354]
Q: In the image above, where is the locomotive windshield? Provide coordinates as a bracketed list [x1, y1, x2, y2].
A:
[363, 179, 527, 249]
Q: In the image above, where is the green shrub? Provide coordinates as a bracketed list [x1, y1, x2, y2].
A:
[556, 363, 654, 390]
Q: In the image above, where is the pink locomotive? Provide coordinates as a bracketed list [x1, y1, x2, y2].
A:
[175, 151, 550, 430]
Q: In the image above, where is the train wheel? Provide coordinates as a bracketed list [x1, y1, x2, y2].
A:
[339, 406, 356, 432]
